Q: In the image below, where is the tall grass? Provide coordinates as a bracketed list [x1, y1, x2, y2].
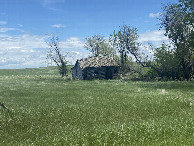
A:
[0, 67, 194, 145]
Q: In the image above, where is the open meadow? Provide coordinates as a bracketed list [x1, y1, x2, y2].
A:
[0, 67, 194, 145]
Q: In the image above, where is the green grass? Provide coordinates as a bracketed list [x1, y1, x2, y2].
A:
[0, 67, 194, 145]
[0, 65, 73, 76]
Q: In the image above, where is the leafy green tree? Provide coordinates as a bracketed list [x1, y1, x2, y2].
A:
[153, 43, 180, 80]
[47, 36, 68, 77]
[110, 25, 153, 74]
[160, 0, 194, 80]
[84, 35, 116, 57]
[111, 25, 137, 72]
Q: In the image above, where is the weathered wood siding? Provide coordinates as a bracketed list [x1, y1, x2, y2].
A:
[83, 66, 120, 80]
[72, 56, 120, 80]
[72, 62, 83, 80]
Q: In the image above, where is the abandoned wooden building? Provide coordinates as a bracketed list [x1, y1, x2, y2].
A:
[71, 56, 120, 80]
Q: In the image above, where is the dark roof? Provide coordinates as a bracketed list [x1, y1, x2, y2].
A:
[76, 56, 118, 70]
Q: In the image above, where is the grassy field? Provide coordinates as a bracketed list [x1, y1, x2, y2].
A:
[0, 67, 194, 145]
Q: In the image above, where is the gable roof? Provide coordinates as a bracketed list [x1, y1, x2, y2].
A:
[76, 56, 118, 70]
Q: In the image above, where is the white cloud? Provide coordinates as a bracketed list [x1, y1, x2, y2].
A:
[0, 34, 48, 50]
[51, 24, 66, 28]
[0, 34, 49, 69]
[0, 27, 25, 33]
[60, 37, 85, 49]
[0, 21, 24, 32]
[64, 50, 89, 65]
[137, 30, 171, 61]
[0, 28, 13, 32]
[149, 12, 162, 18]
[139, 30, 169, 44]
[0, 21, 7, 25]
[0, 34, 87, 69]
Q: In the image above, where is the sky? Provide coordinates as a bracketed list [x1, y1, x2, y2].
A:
[0, 0, 177, 69]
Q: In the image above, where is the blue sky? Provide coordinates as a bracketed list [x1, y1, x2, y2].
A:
[0, 0, 177, 69]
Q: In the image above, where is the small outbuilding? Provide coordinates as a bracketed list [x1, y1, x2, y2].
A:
[71, 56, 120, 80]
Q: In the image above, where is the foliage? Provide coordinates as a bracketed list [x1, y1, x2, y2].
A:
[84, 35, 116, 57]
[110, 25, 141, 71]
[160, 0, 194, 80]
[1, 68, 194, 145]
[108, 0, 193, 80]
[110, 25, 157, 78]
[47, 37, 68, 77]
[117, 56, 146, 79]
[152, 43, 180, 80]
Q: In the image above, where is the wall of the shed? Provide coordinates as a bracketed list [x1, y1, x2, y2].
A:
[83, 66, 120, 80]
[72, 63, 83, 80]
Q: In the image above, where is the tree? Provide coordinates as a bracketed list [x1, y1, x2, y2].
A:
[84, 35, 116, 57]
[47, 36, 68, 77]
[111, 25, 151, 73]
[160, 0, 194, 80]
[111, 25, 172, 78]
[153, 43, 180, 80]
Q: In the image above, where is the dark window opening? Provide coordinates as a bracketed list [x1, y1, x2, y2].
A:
[106, 67, 113, 79]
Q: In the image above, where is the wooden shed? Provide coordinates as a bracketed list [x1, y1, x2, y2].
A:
[71, 56, 120, 80]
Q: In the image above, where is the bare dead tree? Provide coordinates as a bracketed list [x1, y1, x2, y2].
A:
[47, 36, 68, 77]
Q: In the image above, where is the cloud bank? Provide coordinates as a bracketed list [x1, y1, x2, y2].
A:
[0, 34, 87, 69]
[139, 30, 168, 43]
